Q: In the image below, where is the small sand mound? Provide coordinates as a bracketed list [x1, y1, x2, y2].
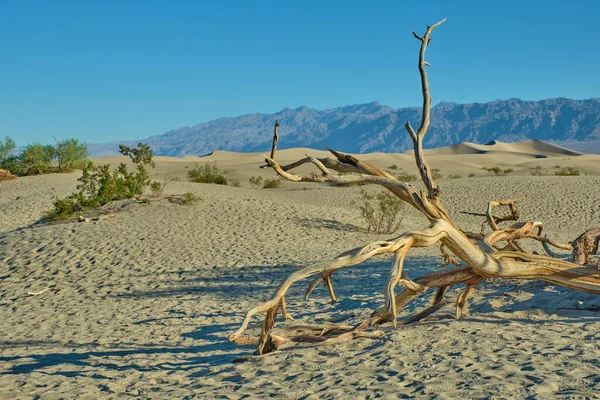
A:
[0, 169, 17, 181]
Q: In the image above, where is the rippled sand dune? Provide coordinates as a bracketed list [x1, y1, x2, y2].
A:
[1, 143, 600, 398]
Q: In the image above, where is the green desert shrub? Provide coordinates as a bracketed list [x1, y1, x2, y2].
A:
[55, 138, 89, 172]
[42, 197, 82, 220]
[249, 176, 264, 188]
[44, 142, 156, 220]
[554, 167, 580, 176]
[503, 168, 514, 174]
[19, 143, 56, 175]
[449, 174, 462, 179]
[167, 192, 201, 205]
[431, 168, 444, 180]
[483, 166, 503, 175]
[187, 162, 230, 185]
[183, 192, 200, 204]
[150, 181, 166, 197]
[388, 164, 399, 170]
[0, 136, 16, 166]
[468, 173, 476, 177]
[531, 165, 544, 176]
[0, 136, 89, 176]
[354, 189, 406, 234]
[262, 178, 284, 189]
[396, 172, 418, 182]
[0, 156, 26, 176]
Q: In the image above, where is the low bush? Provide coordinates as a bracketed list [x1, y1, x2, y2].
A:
[354, 189, 406, 234]
[19, 143, 56, 175]
[531, 165, 544, 176]
[183, 192, 200, 204]
[44, 143, 157, 220]
[55, 138, 89, 172]
[388, 164, 399, 170]
[249, 176, 264, 188]
[431, 168, 444, 180]
[554, 167, 580, 176]
[167, 192, 201, 205]
[263, 178, 284, 189]
[150, 181, 166, 197]
[0, 135, 89, 176]
[449, 174, 462, 179]
[503, 168, 513, 174]
[188, 162, 232, 185]
[468, 173, 476, 177]
[396, 172, 418, 182]
[0, 137, 16, 165]
[483, 166, 503, 175]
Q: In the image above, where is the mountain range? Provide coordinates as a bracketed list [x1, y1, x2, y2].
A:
[88, 97, 600, 156]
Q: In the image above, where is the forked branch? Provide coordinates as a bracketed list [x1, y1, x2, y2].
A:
[231, 19, 600, 357]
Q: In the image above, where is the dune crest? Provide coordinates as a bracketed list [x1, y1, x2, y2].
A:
[406, 139, 583, 157]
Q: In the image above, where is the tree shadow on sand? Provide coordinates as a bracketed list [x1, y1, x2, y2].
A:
[4, 256, 599, 377]
[295, 217, 361, 232]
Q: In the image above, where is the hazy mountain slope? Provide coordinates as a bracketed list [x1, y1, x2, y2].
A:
[87, 98, 600, 156]
[559, 140, 600, 154]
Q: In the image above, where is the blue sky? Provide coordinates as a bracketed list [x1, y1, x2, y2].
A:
[1, 0, 599, 145]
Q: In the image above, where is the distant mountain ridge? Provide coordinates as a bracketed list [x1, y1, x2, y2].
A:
[88, 97, 600, 156]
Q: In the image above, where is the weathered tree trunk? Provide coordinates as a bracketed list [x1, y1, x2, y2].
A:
[230, 19, 600, 356]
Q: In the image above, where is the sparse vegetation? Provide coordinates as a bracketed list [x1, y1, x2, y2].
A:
[554, 167, 580, 176]
[187, 162, 238, 185]
[396, 172, 418, 182]
[0, 135, 89, 176]
[183, 192, 200, 204]
[431, 168, 444, 180]
[18, 143, 57, 175]
[0, 136, 16, 165]
[531, 165, 544, 176]
[468, 173, 476, 177]
[166, 192, 201, 205]
[262, 178, 284, 189]
[150, 181, 166, 198]
[249, 176, 264, 188]
[503, 168, 513, 174]
[483, 166, 502, 175]
[388, 164, 399, 170]
[44, 142, 157, 220]
[249, 175, 284, 189]
[449, 174, 462, 179]
[54, 138, 89, 172]
[354, 189, 406, 234]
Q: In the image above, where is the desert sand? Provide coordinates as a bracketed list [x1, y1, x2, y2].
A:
[1, 141, 600, 398]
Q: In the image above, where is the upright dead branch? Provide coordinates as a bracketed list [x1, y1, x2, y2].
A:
[231, 19, 600, 356]
[270, 120, 280, 160]
[405, 19, 445, 199]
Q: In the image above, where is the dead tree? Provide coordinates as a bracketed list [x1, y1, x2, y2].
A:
[229, 19, 600, 356]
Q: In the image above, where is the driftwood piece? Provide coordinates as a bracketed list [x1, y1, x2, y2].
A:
[231, 19, 600, 356]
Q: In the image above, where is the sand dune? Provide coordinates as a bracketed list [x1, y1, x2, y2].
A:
[410, 139, 583, 157]
[1, 143, 600, 398]
[88, 140, 600, 185]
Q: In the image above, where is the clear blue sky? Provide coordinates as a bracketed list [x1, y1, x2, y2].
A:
[1, 0, 599, 145]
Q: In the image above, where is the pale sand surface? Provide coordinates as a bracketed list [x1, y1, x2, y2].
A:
[1, 142, 600, 398]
